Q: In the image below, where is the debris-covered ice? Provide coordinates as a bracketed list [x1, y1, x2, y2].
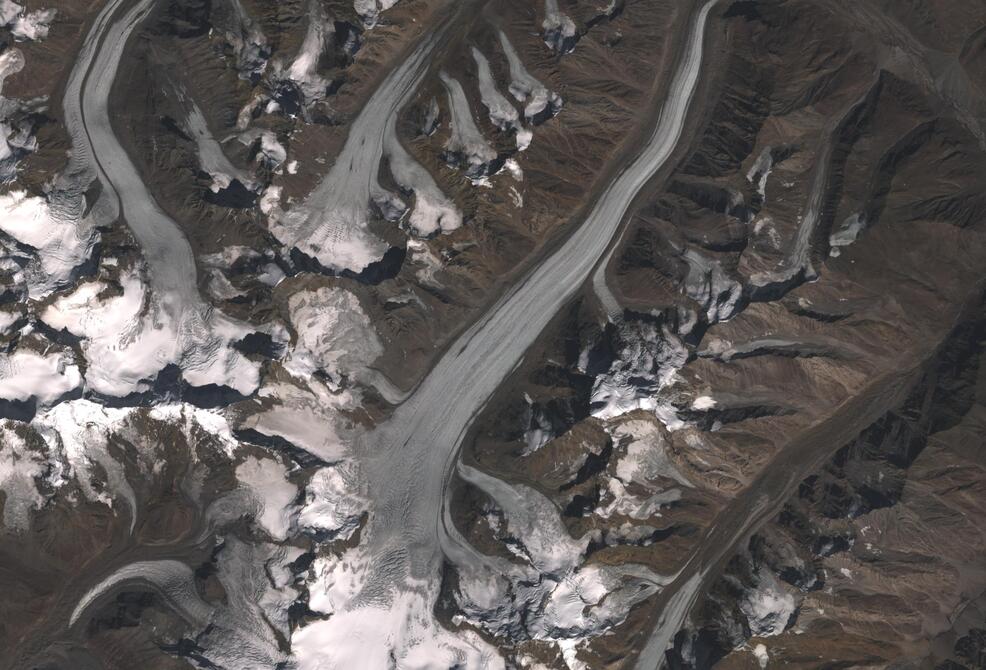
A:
[440, 71, 499, 182]
[0, 350, 80, 405]
[542, 0, 578, 54]
[42, 265, 259, 397]
[0, 421, 46, 531]
[471, 47, 530, 150]
[214, 0, 269, 80]
[497, 30, 563, 124]
[0, 1, 56, 42]
[0, 190, 96, 297]
[284, 285, 383, 384]
[0, 47, 41, 184]
[354, 0, 399, 28]
[829, 212, 867, 256]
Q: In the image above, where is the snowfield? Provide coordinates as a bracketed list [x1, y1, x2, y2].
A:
[0, 191, 96, 297]
[0, 0, 735, 667]
[42, 265, 259, 397]
[0, 350, 81, 404]
[284, 285, 383, 383]
[0, 1, 56, 41]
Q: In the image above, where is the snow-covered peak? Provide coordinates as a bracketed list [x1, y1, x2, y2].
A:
[0, 1, 56, 41]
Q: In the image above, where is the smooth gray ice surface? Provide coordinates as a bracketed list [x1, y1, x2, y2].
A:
[358, 0, 720, 614]
[269, 22, 457, 271]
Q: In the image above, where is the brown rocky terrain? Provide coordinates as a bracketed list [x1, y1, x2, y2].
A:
[456, 0, 986, 666]
[107, 0, 687, 391]
[2, 0, 986, 668]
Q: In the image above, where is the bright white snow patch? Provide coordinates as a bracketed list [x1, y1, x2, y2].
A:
[295, 547, 504, 669]
[1, 402, 236, 534]
[471, 47, 531, 151]
[590, 319, 688, 422]
[498, 30, 563, 124]
[691, 395, 716, 410]
[594, 419, 692, 521]
[236, 455, 297, 541]
[33, 400, 139, 518]
[200, 245, 261, 269]
[147, 403, 241, 457]
[0, 1, 56, 41]
[613, 420, 689, 486]
[41, 272, 167, 396]
[384, 119, 462, 237]
[0, 46, 24, 87]
[0, 307, 20, 334]
[753, 643, 769, 668]
[452, 465, 670, 650]
[746, 146, 773, 199]
[0, 191, 96, 297]
[239, 379, 360, 464]
[406, 238, 444, 287]
[285, 286, 383, 384]
[183, 95, 256, 192]
[0, 1, 18, 25]
[503, 157, 524, 181]
[353, 0, 399, 28]
[259, 131, 287, 167]
[42, 267, 259, 397]
[0, 349, 80, 404]
[259, 184, 282, 215]
[282, 0, 333, 107]
[740, 571, 797, 637]
[297, 462, 365, 540]
[439, 71, 499, 183]
[829, 213, 866, 257]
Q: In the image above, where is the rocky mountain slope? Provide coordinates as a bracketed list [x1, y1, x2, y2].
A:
[0, 0, 985, 669]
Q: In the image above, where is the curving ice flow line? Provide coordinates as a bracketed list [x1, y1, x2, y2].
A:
[361, 0, 720, 602]
[57, 0, 260, 396]
[70, 560, 215, 629]
[69, 0, 197, 301]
